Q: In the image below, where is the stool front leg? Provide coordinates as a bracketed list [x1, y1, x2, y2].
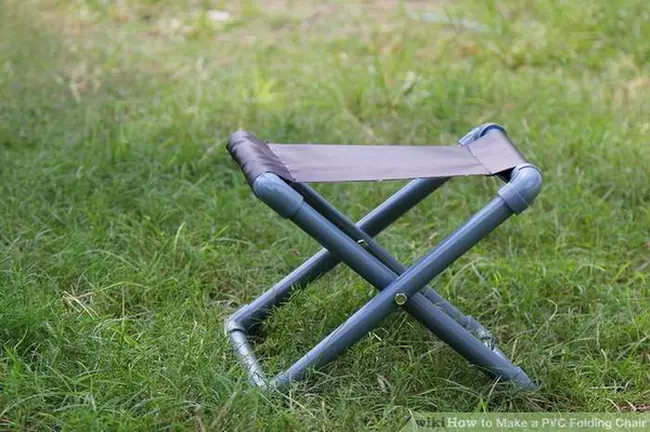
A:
[249, 164, 541, 389]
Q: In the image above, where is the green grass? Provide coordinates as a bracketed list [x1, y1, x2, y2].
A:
[1, 0, 649, 430]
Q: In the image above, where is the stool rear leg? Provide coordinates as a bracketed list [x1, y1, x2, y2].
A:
[292, 181, 499, 345]
[226, 176, 448, 334]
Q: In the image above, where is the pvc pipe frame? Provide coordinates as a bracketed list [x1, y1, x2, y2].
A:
[225, 125, 543, 391]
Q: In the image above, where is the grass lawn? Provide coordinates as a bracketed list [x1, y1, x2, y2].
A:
[1, 0, 648, 430]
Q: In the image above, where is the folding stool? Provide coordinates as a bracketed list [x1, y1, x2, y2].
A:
[225, 123, 542, 390]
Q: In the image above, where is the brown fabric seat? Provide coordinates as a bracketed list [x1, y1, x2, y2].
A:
[227, 130, 526, 185]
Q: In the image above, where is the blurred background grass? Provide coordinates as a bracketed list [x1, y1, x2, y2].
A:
[0, 1, 648, 430]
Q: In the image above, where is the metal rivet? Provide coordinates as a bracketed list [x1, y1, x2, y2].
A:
[394, 292, 408, 305]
